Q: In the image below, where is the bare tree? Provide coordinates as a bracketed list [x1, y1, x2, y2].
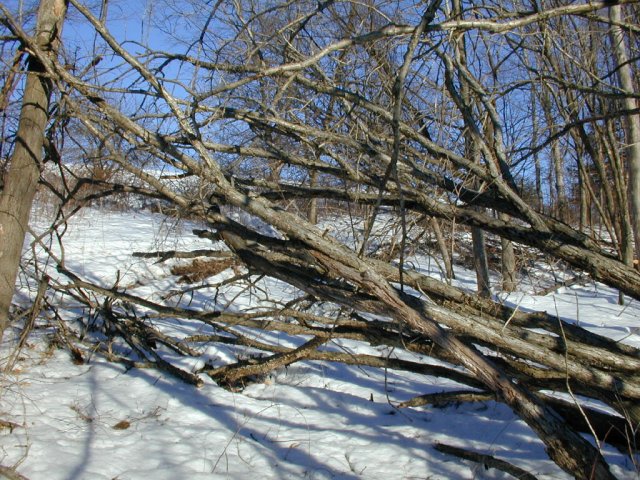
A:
[4, 1, 640, 478]
[609, 4, 640, 265]
[0, 0, 68, 339]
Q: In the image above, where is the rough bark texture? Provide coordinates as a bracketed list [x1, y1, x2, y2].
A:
[500, 233, 517, 292]
[610, 4, 640, 263]
[431, 217, 455, 281]
[0, 0, 68, 338]
[472, 226, 491, 297]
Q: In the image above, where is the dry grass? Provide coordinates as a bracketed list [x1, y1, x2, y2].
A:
[170, 258, 238, 283]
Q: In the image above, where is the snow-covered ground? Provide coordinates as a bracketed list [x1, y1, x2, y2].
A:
[2, 208, 640, 479]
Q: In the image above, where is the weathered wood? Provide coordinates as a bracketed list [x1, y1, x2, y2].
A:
[434, 443, 539, 480]
[208, 336, 326, 387]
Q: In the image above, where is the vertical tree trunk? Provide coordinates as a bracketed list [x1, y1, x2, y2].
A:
[430, 217, 455, 281]
[577, 152, 589, 231]
[540, 87, 568, 222]
[451, 0, 491, 299]
[499, 213, 517, 292]
[537, 28, 570, 222]
[307, 171, 318, 225]
[472, 225, 491, 298]
[531, 89, 543, 212]
[0, 0, 68, 339]
[609, 5, 640, 264]
[552, 141, 568, 221]
[481, 102, 517, 293]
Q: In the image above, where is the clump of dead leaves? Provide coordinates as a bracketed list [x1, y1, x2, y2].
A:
[170, 258, 240, 283]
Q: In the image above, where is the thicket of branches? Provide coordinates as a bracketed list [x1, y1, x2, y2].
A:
[2, 1, 640, 478]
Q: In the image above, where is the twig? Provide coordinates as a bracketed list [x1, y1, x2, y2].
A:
[0, 465, 30, 480]
[4, 275, 49, 372]
[535, 275, 590, 296]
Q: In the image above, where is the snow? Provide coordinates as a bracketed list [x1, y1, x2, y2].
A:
[2, 208, 640, 479]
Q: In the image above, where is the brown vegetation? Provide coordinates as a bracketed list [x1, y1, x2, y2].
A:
[170, 258, 240, 283]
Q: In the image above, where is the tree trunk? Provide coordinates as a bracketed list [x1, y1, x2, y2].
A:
[529, 85, 543, 212]
[471, 225, 491, 298]
[540, 86, 568, 222]
[307, 171, 318, 224]
[577, 155, 589, 231]
[500, 227, 517, 292]
[552, 140, 568, 222]
[0, 0, 67, 339]
[431, 217, 455, 281]
[609, 4, 640, 265]
[451, 0, 491, 299]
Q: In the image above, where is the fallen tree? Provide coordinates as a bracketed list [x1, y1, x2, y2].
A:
[3, 1, 640, 478]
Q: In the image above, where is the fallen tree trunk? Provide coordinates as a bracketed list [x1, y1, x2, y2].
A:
[49, 223, 636, 478]
[205, 223, 640, 401]
[218, 228, 617, 479]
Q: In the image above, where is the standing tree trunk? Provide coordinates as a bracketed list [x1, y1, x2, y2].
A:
[307, 171, 318, 225]
[531, 86, 544, 212]
[471, 225, 491, 298]
[451, 0, 491, 299]
[552, 141, 568, 221]
[577, 148, 589, 231]
[609, 4, 640, 264]
[500, 215, 517, 292]
[539, 87, 568, 222]
[0, 0, 68, 340]
[482, 102, 517, 293]
[430, 217, 455, 281]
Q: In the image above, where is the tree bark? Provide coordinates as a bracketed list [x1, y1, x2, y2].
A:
[471, 226, 491, 297]
[430, 217, 455, 281]
[609, 4, 640, 265]
[307, 170, 318, 224]
[452, 2, 491, 298]
[500, 226, 517, 292]
[0, 0, 68, 339]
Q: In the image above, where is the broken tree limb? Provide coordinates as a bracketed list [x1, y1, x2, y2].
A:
[132, 249, 232, 263]
[434, 443, 539, 480]
[208, 336, 326, 387]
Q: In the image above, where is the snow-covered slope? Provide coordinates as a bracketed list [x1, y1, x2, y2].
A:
[2, 209, 639, 479]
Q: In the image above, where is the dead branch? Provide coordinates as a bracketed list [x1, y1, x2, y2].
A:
[207, 336, 326, 388]
[535, 275, 592, 296]
[0, 465, 30, 480]
[132, 249, 233, 263]
[434, 443, 539, 480]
